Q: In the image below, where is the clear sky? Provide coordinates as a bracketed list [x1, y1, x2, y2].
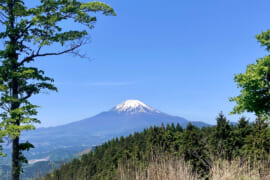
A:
[29, 0, 270, 127]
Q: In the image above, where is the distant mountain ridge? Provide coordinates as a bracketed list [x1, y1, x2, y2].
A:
[1, 100, 211, 179]
[21, 100, 209, 149]
[21, 100, 210, 160]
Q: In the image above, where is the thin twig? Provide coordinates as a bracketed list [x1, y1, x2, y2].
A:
[18, 42, 83, 66]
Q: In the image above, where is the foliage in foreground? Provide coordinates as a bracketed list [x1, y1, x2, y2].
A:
[231, 26, 270, 117]
[42, 113, 270, 180]
[0, 0, 115, 179]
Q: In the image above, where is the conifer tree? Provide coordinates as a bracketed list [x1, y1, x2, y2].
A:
[175, 123, 183, 132]
[180, 123, 210, 177]
[244, 116, 270, 161]
[0, 1, 115, 179]
[233, 117, 251, 156]
[211, 112, 233, 160]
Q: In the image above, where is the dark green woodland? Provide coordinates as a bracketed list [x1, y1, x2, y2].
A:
[42, 113, 270, 180]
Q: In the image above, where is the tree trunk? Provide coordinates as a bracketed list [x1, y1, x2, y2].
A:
[11, 73, 20, 180]
[11, 78, 20, 180]
[7, 1, 21, 179]
[12, 137, 20, 180]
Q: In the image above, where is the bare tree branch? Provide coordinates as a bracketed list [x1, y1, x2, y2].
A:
[21, 93, 32, 101]
[0, 11, 7, 19]
[0, 11, 7, 24]
[0, 17, 4, 24]
[191, 151, 211, 170]
[36, 43, 82, 56]
[18, 41, 84, 66]
[16, 22, 33, 40]
[0, 103, 10, 112]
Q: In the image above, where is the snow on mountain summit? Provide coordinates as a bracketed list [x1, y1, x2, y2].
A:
[112, 100, 160, 113]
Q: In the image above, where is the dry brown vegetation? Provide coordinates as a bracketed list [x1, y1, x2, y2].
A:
[209, 159, 269, 180]
[117, 156, 197, 180]
[117, 156, 270, 180]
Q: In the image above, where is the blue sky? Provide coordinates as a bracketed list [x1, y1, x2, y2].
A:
[29, 0, 270, 127]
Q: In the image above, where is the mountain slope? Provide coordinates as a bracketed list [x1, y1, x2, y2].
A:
[42, 119, 270, 180]
[1, 100, 211, 179]
[22, 100, 209, 150]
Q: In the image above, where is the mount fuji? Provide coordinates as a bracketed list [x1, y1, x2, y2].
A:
[112, 99, 160, 113]
[22, 100, 210, 151]
[0, 100, 210, 179]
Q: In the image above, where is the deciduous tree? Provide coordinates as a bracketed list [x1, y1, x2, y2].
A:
[230, 29, 270, 117]
[0, 0, 115, 179]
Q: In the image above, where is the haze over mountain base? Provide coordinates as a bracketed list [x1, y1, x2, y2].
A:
[1, 100, 210, 179]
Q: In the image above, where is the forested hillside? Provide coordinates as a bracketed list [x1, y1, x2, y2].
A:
[42, 113, 270, 180]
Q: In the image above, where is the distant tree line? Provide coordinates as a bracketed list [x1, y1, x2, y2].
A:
[42, 113, 270, 180]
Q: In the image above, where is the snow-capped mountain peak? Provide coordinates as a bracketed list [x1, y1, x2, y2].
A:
[112, 100, 159, 113]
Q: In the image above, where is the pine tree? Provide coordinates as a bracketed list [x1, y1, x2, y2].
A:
[211, 112, 233, 160]
[244, 116, 270, 161]
[232, 117, 252, 156]
[175, 123, 183, 132]
[180, 123, 210, 177]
